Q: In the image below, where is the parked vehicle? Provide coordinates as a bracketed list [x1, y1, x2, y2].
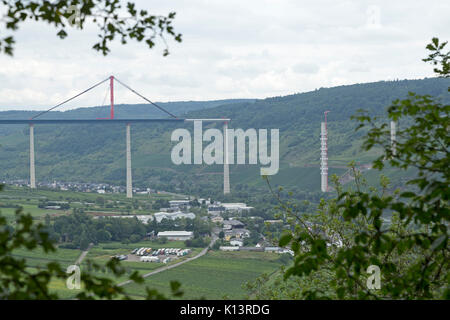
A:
[140, 256, 159, 262]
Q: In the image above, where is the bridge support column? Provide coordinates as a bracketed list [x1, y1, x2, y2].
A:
[29, 124, 36, 189]
[390, 121, 396, 156]
[223, 122, 230, 194]
[126, 123, 133, 198]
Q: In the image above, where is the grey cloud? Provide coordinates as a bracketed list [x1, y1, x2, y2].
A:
[292, 63, 319, 74]
[0, 0, 449, 109]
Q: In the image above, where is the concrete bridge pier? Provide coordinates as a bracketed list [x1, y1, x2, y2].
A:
[126, 123, 133, 198]
[223, 122, 230, 194]
[29, 124, 36, 189]
[390, 121, 397, 156]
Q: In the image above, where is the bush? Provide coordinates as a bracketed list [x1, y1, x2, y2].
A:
[157, 237, 168, 244]
[277, 253, 293, 265]
[185, 237, 208, 248]
[129, 234, 142, 243]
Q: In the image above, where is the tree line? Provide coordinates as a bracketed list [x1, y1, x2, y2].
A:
[43, 209, 212, 250]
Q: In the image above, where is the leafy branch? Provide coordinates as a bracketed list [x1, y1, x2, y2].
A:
[0, 0, 182, 56]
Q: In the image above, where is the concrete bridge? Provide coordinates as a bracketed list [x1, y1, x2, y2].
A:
[0, 76, 231, 197]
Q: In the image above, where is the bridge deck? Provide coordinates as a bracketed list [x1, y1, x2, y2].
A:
[0, 118, 230, 124]
[0, 119, 185, 124]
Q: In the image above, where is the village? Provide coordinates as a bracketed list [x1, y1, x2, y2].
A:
[109, 198, 294, 263]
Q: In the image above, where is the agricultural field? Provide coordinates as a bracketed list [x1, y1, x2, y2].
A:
[10, 242, 204, 299]
[122, 250, 287, 299]
[10, 247, 84, 299]
[1, 185, 285, 300]
[0, 204, 49, 222]
[0, 184, 189, 224]
[12, 246, 286, 299]
[97, 240, 188, 251]
[11, 247, 81, 269]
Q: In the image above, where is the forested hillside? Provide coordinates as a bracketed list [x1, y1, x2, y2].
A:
[0, 78, 448, 199]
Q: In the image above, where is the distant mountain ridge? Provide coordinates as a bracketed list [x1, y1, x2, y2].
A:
[0, 99, 255, 119]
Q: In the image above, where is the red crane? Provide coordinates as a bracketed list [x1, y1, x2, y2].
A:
[97, 75, 115, 120]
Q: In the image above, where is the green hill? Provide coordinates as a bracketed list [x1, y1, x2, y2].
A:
[0, 78, 448, 199]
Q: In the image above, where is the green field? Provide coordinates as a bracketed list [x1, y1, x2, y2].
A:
[10, 243, 203, 299]
[10, 247, 83, 298]
[96, 240, 188, 251]
[1, 184, 284, 300]
[0, 184, 189, 224]
[123, 250, 285, 299]
[12, 246, 285, 299]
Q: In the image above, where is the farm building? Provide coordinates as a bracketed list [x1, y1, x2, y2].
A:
[219, 246, 264, 252]
[239, 247, 264, 252]
[169, 200, 190, 208]
[223, 219, 245, 229]
[221, 203, 254, 213]
[219, 246, 240, 251]
[153, 211, 196, 223]
[230, 240, 244, 247]
[157, 231, 194, 241]
[207, 205, 225, 214]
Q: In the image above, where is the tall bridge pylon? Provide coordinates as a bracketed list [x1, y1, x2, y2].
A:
[320, 111, 330, 192]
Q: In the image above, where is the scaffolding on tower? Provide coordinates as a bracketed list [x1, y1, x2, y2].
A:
[320, 111, 330, 192]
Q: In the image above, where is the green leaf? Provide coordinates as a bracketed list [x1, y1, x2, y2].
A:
[431, 235, 447, 251]
[279, 232, 292, 247]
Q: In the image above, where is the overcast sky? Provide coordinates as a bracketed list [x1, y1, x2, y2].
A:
[0, 0, 449, 110]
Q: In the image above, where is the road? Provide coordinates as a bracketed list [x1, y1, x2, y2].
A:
[118, 235, 218, 287]
[74, 243, 93, 265]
